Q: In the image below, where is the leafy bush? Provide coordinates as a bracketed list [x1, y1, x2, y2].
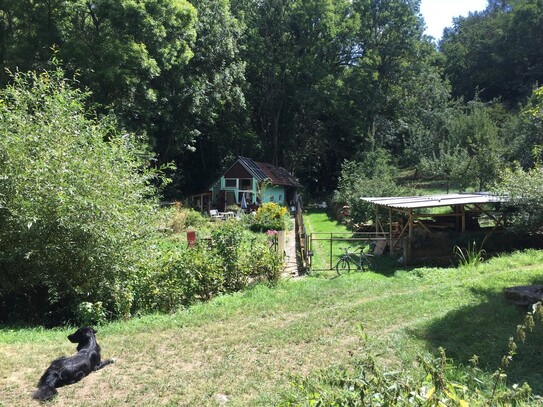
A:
[494, 162, 543, 233]
[211, 220, 282, 290]
[0, 67, 164, 324]
[75, 301, 108, 327]
[166, 202, 206, 233]
[249, 202, 290, 232]
[132, 241, 223, 312]
[333, 149, 412, 225]
[130, 222, 283, 314]
[212, 221, 250, 290]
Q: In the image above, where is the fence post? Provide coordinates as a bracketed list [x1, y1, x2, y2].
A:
[329, 233, 333, 270]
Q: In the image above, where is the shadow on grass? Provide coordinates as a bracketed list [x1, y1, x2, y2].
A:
[410, 283, 543, 394]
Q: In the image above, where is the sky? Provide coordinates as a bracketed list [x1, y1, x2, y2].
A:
[420, 0, 488, 40]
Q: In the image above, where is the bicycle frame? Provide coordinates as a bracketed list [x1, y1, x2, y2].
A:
[335, 246, 374, 275]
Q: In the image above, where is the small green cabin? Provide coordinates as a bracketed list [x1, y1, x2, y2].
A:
[209, 156, 301, 212]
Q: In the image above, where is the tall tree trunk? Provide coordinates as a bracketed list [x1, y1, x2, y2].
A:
[272, 99, 283, 166]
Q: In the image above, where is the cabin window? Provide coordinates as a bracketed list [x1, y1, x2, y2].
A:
[269, 195, 274, 202]
[240, 178, 252, 190]
[279, 195, 283, 203]
[224, 178, 237, 188]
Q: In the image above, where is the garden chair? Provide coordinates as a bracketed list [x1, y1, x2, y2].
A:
[209, 209, 223, 221]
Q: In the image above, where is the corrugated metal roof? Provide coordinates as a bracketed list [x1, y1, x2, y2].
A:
[237, 156, 302, 187]
[360, 193, 506, 210]
[255, 161, 302, 187]
[237, 156, 268, 181]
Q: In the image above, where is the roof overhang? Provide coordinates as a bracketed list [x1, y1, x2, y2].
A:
[360, 193, 507, 210]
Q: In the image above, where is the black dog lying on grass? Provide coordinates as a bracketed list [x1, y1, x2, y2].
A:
[33, 327, 115, 401]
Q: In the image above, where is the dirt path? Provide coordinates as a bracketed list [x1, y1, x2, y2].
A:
[283, 218, 299, 277]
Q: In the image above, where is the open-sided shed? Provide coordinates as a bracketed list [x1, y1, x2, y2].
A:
[360, 193, 508, 263]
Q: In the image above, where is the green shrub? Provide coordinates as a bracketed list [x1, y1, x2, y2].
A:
[75, 301, 108, 327]
[130, 222, 283, 314]
[132, 242, 224, 313]
[0, 67, 164, 324]
[333, 149, 412, 226]
[212, 220, 255, 291]
[249, 202, 290, 232]
[166, 202, 206, 233]
[494, 162, 543, 233]
[239, 237, 283, 284]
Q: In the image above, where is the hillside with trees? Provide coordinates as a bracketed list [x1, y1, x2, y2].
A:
[0, 0, 541, 198]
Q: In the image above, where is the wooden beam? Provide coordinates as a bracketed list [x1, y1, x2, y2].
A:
[389, 208, 393, 248]
[390, 219, 409, 250]
[416, 218, 433, 235]
[375, 205, 379, 235]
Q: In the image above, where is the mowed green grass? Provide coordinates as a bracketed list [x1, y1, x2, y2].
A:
[304, 209, 367, 271]
[2, 215, 543, 405]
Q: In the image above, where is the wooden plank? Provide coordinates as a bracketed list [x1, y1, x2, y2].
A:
[373, 239, 387, 256]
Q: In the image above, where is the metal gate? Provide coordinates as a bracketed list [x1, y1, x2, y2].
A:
[308, 232, 387, 271]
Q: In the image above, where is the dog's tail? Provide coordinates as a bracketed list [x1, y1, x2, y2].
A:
[33, 372, 59, 401]
[33, 385, 58, 401]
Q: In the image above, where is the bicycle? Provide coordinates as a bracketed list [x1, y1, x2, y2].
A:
[335, 246, 375, 275]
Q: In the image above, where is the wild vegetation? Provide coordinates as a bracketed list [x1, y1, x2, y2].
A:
[1, 0, 543, 404]
[0, 67, 283, 324]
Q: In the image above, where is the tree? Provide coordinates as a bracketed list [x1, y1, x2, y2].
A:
[233, 0, 446, 192]
[504, 86, 543, 168]
[0, 67, 164, 323]
[441, 0, 543, 107]
[333, 149, 411, 225]
[234, 0, 355, 168]
[419, 144, 471, 192]
[159, 0, 251, 196]
[495, 163, 543, 233]
[453, 99, 504, 190]
[0, 0, 199, 187]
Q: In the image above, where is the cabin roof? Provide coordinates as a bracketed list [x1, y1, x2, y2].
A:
[233, 156, 302, 188]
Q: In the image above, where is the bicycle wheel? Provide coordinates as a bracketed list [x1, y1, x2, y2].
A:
[361, 254, 375, 271]
[335, 257, 351, 275]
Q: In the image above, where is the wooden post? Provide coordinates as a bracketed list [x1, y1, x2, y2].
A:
[389, 208, 393, 248]
[277, 230, 286, 255]
[406, 210, 414, 263]
[309, 233, 313, 269]
[375, 205, 379, 234]
[461, 204, 466, 233]
[329, 233, 333, 270]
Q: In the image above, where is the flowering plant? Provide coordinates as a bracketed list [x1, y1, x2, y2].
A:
[250, 202, 290, 232]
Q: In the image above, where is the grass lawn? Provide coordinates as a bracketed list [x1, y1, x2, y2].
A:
[2, 214, 543, 405]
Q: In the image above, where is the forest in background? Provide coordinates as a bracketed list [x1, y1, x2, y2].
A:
[0, 0, 542, 197]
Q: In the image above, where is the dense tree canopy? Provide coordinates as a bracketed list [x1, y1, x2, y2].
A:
[441, 0, 543, 106]
[1, 0, 543, 323]
[0, 0, 542, 198]
[4, 0, 543, 324]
